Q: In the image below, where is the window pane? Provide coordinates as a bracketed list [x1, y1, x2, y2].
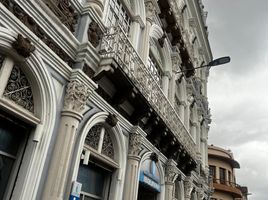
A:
[220, 168, 226, 184]
[77, 163, 110, 197]
[0, 155, 15, 199]
[0, 119, 24, 156]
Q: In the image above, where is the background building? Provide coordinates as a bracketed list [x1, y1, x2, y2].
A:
[208, 145, 249, 200]
[0, 0, 212, 199]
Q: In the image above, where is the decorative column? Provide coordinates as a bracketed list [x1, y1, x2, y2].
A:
[184, 177, 193, 200]
[42, 80, 91, 200]
[123, 127, 143, 200]
[165, 159, 178, 200]
[140, 0, 156, 62]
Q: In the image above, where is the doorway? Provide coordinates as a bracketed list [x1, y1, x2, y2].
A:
[0, 112, 29, 199]
[137, 184, 158, 200]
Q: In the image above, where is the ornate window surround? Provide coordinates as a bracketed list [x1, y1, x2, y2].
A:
[0, 28, 57, 200]
[0, 53, 40, 124]
[71, 112, 127, 200]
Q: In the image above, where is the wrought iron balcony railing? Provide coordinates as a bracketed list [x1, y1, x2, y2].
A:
[99, 25, 196, 159]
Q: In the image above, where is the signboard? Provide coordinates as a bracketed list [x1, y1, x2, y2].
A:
[69, 181, 82, 200]
[139, 171, 161, 192]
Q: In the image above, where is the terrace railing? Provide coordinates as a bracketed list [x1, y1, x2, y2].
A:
[99, 25, 196, 159]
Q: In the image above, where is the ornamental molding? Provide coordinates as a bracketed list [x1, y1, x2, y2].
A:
[64, 80, 91, 113]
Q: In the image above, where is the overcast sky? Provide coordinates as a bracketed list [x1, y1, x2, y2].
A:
[203, 0, 268, 199]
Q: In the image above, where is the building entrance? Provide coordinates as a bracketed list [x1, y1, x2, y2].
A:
[0, 112, 29, 199]
[137, 184, 158, 200]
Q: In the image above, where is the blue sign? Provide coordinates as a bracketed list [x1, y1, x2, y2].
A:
[139, 171, 161, 192]
[69, 195, 80, 200]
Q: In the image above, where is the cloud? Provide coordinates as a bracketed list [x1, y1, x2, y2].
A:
[204, 1, 268, 199]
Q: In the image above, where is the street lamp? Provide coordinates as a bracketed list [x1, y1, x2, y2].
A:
[175, 56, 231, 74]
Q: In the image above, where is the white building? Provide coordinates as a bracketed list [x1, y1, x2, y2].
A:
[0, 0, 212, 199]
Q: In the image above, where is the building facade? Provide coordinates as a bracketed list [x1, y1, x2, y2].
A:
[0, 0, 212, 199]
[208, 145, 249, 200]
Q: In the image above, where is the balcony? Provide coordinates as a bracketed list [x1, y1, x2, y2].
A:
[212, 179, 243, 198]
[99, 25, 196, 161]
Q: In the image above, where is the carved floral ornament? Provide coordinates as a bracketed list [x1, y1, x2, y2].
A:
[88, 21, 103, 48]
[165, 160, 178, 183]
[128, 132, 143, 156]
[64, 80, 91, 113]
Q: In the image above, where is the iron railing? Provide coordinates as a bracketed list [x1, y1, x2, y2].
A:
[99, 25, 196, 159]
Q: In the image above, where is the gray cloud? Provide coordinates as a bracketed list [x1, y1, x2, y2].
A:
[204, 0, 268, 199]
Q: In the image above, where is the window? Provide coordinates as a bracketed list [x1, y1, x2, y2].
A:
[219, 168, 226, 184]
[78, 124, 118, 200]
[106, 0, 131, 33]
[78, 161, 112, 200]
[228, 171, 232, 184]
[209, 165, 216, 182]
[0, 113, 29, 199]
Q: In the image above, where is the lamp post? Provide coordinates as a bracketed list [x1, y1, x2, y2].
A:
[175, 56, 231, 74]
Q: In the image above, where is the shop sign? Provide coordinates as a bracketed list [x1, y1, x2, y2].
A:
[139, 171, 161, 192]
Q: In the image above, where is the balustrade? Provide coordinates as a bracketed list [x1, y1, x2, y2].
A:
[99, 25, 196, 159]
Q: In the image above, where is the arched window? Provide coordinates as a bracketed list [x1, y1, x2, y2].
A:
[0, 53, 35, 199]
[78, 123, 119, 200]
[0, 54, 34, 113]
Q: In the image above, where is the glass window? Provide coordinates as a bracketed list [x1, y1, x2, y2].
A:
[0, 114, 28, 199]
[106, 0, 131, 33]
[78, 162, 111, 200]
[219, 168, 226, 184]
[209, 165, 216, 181]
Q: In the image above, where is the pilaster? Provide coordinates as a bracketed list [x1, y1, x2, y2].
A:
[165, 159, 179, 200]
[42, 70, 96, 200]
[123, 126, 143, 200]
[184, 177, 193, 200]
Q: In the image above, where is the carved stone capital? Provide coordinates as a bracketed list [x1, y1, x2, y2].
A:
[128, 132, 143, 156]
[12, 34, 35, 58]
[64, 80, 91, 113]
[184, 178, 193, 199]
[165, 159, 178, 183]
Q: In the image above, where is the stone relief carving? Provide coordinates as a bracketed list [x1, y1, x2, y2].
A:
[1, 1, 73, 65]
[145, 1, 156, 21]
[12, 34, 35, 58]
[43, 0, 78, 32]
[128, 132, 143, 156]
[88, 21, 103, 48]
[165, 160, 178, 183]
[64, 80, 91, 113]
[184, 178, 193, 199]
